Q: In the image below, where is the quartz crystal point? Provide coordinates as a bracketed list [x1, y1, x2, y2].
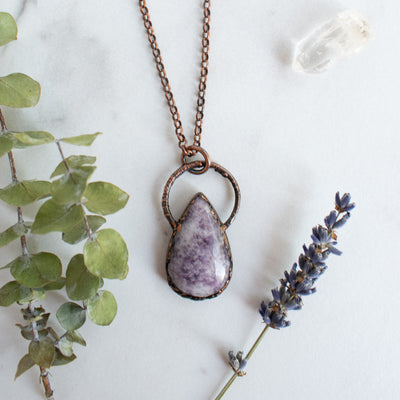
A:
[166, 193, 232, 300]
[293, 10, 373, 73]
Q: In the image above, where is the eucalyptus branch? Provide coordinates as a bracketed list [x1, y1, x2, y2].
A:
[0, 107, 54, 398]
[1, 13, 129, 398]
[214, 193, 355, 399]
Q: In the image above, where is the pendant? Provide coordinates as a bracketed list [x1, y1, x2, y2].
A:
[162, 147, 240, 300]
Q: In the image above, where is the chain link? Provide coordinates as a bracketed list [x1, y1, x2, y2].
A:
[139, 0, 211, 157]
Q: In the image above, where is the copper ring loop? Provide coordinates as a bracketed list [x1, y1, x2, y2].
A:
[180, 145, 211, 175]
[162, 161, 241, 230]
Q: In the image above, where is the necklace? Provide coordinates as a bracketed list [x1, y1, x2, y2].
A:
[139, 0, 240, 300]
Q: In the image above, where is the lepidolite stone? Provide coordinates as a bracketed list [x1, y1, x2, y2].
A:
[167, 193, 232, 300]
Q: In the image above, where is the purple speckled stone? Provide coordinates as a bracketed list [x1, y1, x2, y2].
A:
[167, 193, 232, 299]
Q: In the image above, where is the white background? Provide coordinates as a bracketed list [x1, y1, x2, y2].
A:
[0, 1, 399, 399]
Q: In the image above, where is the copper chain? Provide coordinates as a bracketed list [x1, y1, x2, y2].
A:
[139, 0, 211, 157]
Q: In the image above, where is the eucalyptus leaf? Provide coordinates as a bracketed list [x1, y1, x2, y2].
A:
[51, 166, 95, 205]
[58, 336, 73, 357]
[0, 223, 28, 248]
[66, 254, 101, 301]
[18, 288, 45, 304]
[87, 290, 117, 326]
[60, 132, 102, 146]
[0, 73, 41, 108]
[66, 330, 86, 347]
[83, 229, 129, 279]
[29, 337, 55, 368]
[83, 181, 129, 215]
[52, 349, 76, 366]
[35, 313, 50, 330]
[0, 134, 14, 157]
[62, 215, 106, 245]
[0, 180, 51, 206]
[26, 306, 45, 319]
[0, 12, 17, 47]
[15, 354, 35, 380]
[43, 277, 66, 291]
[32, 200, 84, 234]
[56, 302, 86, 331]
[11, 131, 54, 148]
[51, 155, 96, 178]
[19, 327, 49, 341]
[0, 281, 30, 307]
[8, 252, 62, 288]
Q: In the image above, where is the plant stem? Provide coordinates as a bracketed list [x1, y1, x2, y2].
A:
[82, 212, 93, 239]
[28, 303, 54, 400]
[55, 140, 70, 172]
[0, 109, 28, 256]
[214, 325, 270, 400]
[214, 373, 238, 400]
[245, 325, 269, 362]
[1, 108, 54, 399]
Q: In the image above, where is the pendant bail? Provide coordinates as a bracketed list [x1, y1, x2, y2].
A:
[181, 145, 211, 175]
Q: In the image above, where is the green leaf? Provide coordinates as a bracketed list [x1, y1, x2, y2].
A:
[0, 134, 14, 157]
[0, 281, 30, 306]
[15, 354, 35, 380]
[66, 254, 101, 301]
[17, 288, 45, 304]
[18, 326, 48, 341]
[83, 181, 129, 215]
[35, 313, 50, 330]
[52, 349, 76, 366]
[0, 223, 28, 247]
[87, 290, 117, 326]
[83, 229, 129, 279]
[9, 252, 62, 288]
[51, 155, 96, 178]
[56, 302, 86, 331]
[29, 337, 55, 368]
[43, 277, 66, 291]
[0, 73, 41, 108]
[60, 132, 102, 146]
[51, 166, 95, 205]
[66, 330, 86, 347]
[0, 180, 51, 206]
[62, 215, 106, 245]
[58, 336, 73, 357]
[32, 200, 84, 234]
[0, 12, 17, 47]
[11, 131, 55, 148]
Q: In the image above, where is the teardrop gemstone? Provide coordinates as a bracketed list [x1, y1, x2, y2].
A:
[166, 193, 232, 300]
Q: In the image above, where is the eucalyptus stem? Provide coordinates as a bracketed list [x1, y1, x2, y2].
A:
[82, 212, 93, 239]
[0, 107, 54, 400]
[55, 140, 70, 172]
[0, 109, 28, 256]
[215, 325, 270, 400]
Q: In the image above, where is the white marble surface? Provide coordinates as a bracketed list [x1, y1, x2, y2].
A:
[0, 0, 399, 399]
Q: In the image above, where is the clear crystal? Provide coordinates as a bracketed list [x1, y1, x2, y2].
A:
[293, 10, 374, 73]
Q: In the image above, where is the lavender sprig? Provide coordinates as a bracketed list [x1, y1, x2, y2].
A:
[214, 192, 355, 400]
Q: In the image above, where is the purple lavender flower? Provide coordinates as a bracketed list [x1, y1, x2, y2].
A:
[228, 351, 247, 375]
[221, 193, 354, 399]
[259, 192, 355, 329]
